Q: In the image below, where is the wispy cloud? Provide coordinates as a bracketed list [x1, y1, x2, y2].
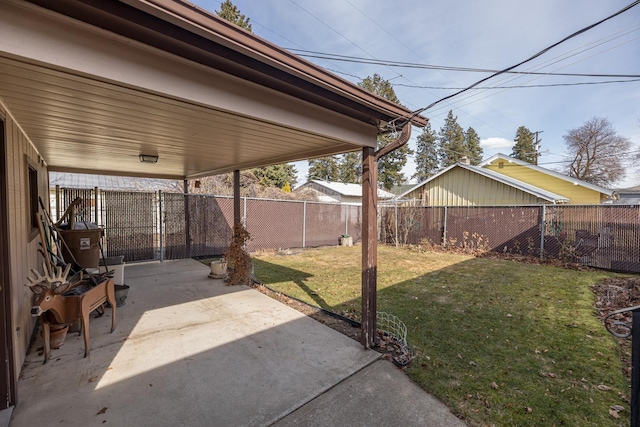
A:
[481, 137, 512, 150]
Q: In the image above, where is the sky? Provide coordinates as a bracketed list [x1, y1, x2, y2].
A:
[192, 0, 640, 188]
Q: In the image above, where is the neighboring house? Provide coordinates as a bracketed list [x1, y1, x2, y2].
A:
[480, 154, 616, 205]
[0, 0, 426, 411]
[295, 180, 395, 205]
[389, 184, 415, 197]
[49, 172, 183, 220]
[49, 172, 183, 193]
[398, 162, 569, 206]
[610, 185, 640, 205]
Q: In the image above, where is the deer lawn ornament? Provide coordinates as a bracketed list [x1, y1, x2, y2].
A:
[26, 263, 117, 363]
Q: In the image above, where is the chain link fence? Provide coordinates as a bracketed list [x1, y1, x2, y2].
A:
[52, 187, 640, 273]
[380, 202, 640, 273]
[53, 188, 362, 262]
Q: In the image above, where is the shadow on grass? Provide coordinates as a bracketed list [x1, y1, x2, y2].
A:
[252, 258, 330, 309]
[254, 252, 629, 427]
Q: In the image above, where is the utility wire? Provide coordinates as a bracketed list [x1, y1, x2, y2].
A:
[288, 49, 640, 79]
[395, 78, 640, 90]
[537, 149, 640, 166]
[421, 26, 640, 114]
[393, 0, 640, 127]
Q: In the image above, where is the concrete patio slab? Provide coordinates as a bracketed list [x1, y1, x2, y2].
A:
[273, 360, 466, 427]
[10, 259, 380, 426]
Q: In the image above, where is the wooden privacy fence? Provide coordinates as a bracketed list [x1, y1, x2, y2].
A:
[53, 187, 640, 273]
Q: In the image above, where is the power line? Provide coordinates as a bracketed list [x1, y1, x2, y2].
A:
[394, 78, 640, 90]
[394, 0, 640, 126]
[287, 49, 640, 79]
[286, 0, 423, 110]
[538, 149, 640, 166]
[341, 0, 513, 136]
[421, 25, 640, 115]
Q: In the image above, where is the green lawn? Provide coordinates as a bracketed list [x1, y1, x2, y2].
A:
[253, 245, 629, 427]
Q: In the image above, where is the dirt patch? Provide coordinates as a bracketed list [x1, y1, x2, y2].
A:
[476, 251, 594, 270]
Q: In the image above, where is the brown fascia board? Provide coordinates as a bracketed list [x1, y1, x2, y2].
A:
[25, 0, 427, 129]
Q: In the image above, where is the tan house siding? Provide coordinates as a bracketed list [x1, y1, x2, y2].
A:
[406, 167, 543, 206]
[2, 101, 48, 383]
[484, 160, 603, 204]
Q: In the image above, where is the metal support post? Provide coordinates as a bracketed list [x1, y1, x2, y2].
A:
[94, 186, 99, 224]
[605, 306, 640, 427]
[345, 204, 349, 237]
[243, 197, 247, 228]
[442, 206, 448, 247]
[302, 201, 307, 248]
[183, 180, 191, 257]
[633, 310, 640, 427]
[55, 185, 60, 222]
[394, 199, 399, 248]
[540, 205, 546, 260]
[158, 190, 164, 261]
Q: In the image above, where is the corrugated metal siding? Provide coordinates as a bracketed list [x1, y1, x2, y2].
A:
[407, 167, 542, 206]
[484, 161, 600, 204]
[3, 103, 47, 384]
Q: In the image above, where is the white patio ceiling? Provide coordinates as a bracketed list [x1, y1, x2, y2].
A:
[0, 0, 406, 180]
[0, 55, 360, 180]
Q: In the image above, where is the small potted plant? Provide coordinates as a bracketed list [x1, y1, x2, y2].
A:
[208, 257, 228, 279]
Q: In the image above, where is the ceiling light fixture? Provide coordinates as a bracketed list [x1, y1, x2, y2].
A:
[139, 154, 159, 164]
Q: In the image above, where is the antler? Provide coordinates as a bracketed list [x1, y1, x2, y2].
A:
[26, 262, 71, 289]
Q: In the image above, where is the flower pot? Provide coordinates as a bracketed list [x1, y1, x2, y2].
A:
[114, 284, 130, 307]
[105, 284, 130, 308]
[42, 324, 69, 349]
[340, 236, 353, 247]
[209, 260, 228, 279]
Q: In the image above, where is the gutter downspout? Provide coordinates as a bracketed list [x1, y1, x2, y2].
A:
[361, 123, 412, 349]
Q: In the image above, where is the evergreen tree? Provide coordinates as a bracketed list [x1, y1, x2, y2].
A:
[412, 123, 439, 181]
[216, 0, 252, 31]
[338, 152, 361, 183]
[377, 133, 412, 190]
[308, 156, 339, 181]
[358, 74, 411, 189]
[464, 127, 483, 165]
[438, 110, 466, 167]
[252, 163, 297, 189]
[511, 126, 536, 164]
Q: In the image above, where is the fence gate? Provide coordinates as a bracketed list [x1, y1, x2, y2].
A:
[103, 191, 157, 262]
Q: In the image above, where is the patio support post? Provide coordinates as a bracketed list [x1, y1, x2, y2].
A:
[233, 170, 241, 227]
[360, 122, 412, 349]
[361, 146, 378, 349]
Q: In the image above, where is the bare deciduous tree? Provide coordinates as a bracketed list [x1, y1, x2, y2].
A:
[564, 117, 631, 187]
